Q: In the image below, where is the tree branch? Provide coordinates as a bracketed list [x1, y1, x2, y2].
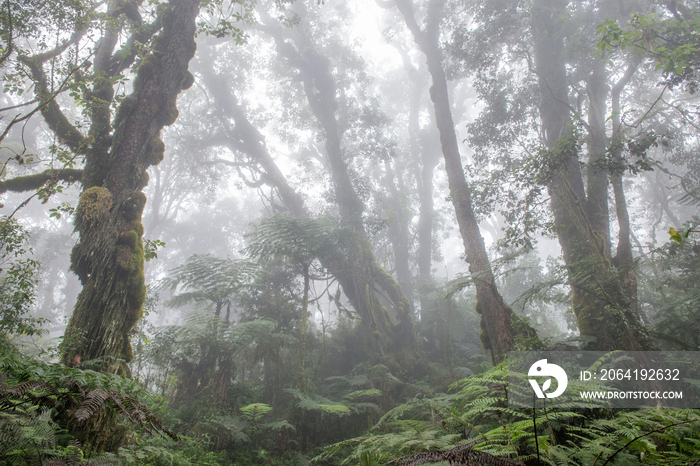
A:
[0, 168, 83, 194]
[109, 16, 163, 75]
[17, 57, 87, 153]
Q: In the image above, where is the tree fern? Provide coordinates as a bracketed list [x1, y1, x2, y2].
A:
[159, 254, 256, 316]
[244, 213, 336, 267]
[285, 388, 351, 415]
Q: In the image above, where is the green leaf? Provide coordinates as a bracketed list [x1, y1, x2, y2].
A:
[669, 227, 682, 244]
[683, 224, 693, 238]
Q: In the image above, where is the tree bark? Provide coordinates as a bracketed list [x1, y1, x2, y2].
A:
[384, 158, 414, 313]
[610, 60, 641, 318]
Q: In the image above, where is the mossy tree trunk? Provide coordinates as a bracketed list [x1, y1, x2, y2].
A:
[59, 0, 200, 373]
[531, 0, 653, 351]
[395, 0, 538, 362]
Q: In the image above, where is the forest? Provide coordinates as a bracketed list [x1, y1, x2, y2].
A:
[1, 0, 700, 464]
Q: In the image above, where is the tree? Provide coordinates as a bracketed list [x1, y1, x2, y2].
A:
[449, 0, 665, 351]
[0, 0, 201, 373]
[257, 3, 423, 369]
[245, 213, 334, 391]
[391, 0, 538, 361]
[529, 0, 653, 350]
[0, 216, 42, 338]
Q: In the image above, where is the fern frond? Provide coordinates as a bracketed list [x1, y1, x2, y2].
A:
[385, 440, 524, 466]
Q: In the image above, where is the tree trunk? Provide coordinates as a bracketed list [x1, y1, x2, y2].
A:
[396, 0, 538, 361]
[531, 0, 653, 351]
[61, 0, 200, 373]
[610, 60, 641, 318]
[384, 158, 414, 313]
[296, 265, 310, 391]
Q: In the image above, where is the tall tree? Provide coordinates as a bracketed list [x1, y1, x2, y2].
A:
[530, 0, 653, 350]
[194, 30, 423, 372]
[392, 0, 537, 360]
[450, 0, 662, 351]
[259, 5, 424, 368]
[1, 0, 201, 373]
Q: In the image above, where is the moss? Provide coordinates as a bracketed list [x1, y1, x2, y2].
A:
[121, 193, 146, 222]
[116, 213, 146, 332]
[146, 136, 165, 166]
[122, 338, 134, 363]
[162, 104, 179, 126]
[115, 244, 132, 270]
[479, 318, 491, 349]
[111, 95, 136, 132]
[120, 228, 146, 324]
[76, 187, 112, 226]
[511, 312, 544, 350]
[133, 55, 157, 91]
[181, 70, 195, 90]
[128, 220, 144, 237]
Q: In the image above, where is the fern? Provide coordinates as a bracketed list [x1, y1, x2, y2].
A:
[211, 415, 251, 445]
[385, 440, 524, 466]
[285, 388, 350, 415]
[343, 389, 382, 401]
[158, 254, 256, 313]
[0, 354, 178, 464]
[240, 403, 273, 421]
[244, 213, 336, 266]
[0, 380, 177, 440]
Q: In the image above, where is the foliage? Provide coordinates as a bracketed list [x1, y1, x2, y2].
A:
[641, 226, 700, 350]
[0, 216, 44, 337]
[597, 12, 700, 93]
[0, 351, 175, 464]
[315, 362, 700, 466]
[386, 440, 524, 466]
[244, 213, 336, 268]
[159, 255, 256, 315]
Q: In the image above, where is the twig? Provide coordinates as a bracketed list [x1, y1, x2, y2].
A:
[594, 418, 696, 466]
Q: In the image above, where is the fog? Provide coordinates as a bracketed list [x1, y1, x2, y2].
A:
[1, 0, 700, 464]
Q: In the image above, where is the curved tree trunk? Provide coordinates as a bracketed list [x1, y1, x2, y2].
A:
[199, 54, 422, 373]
